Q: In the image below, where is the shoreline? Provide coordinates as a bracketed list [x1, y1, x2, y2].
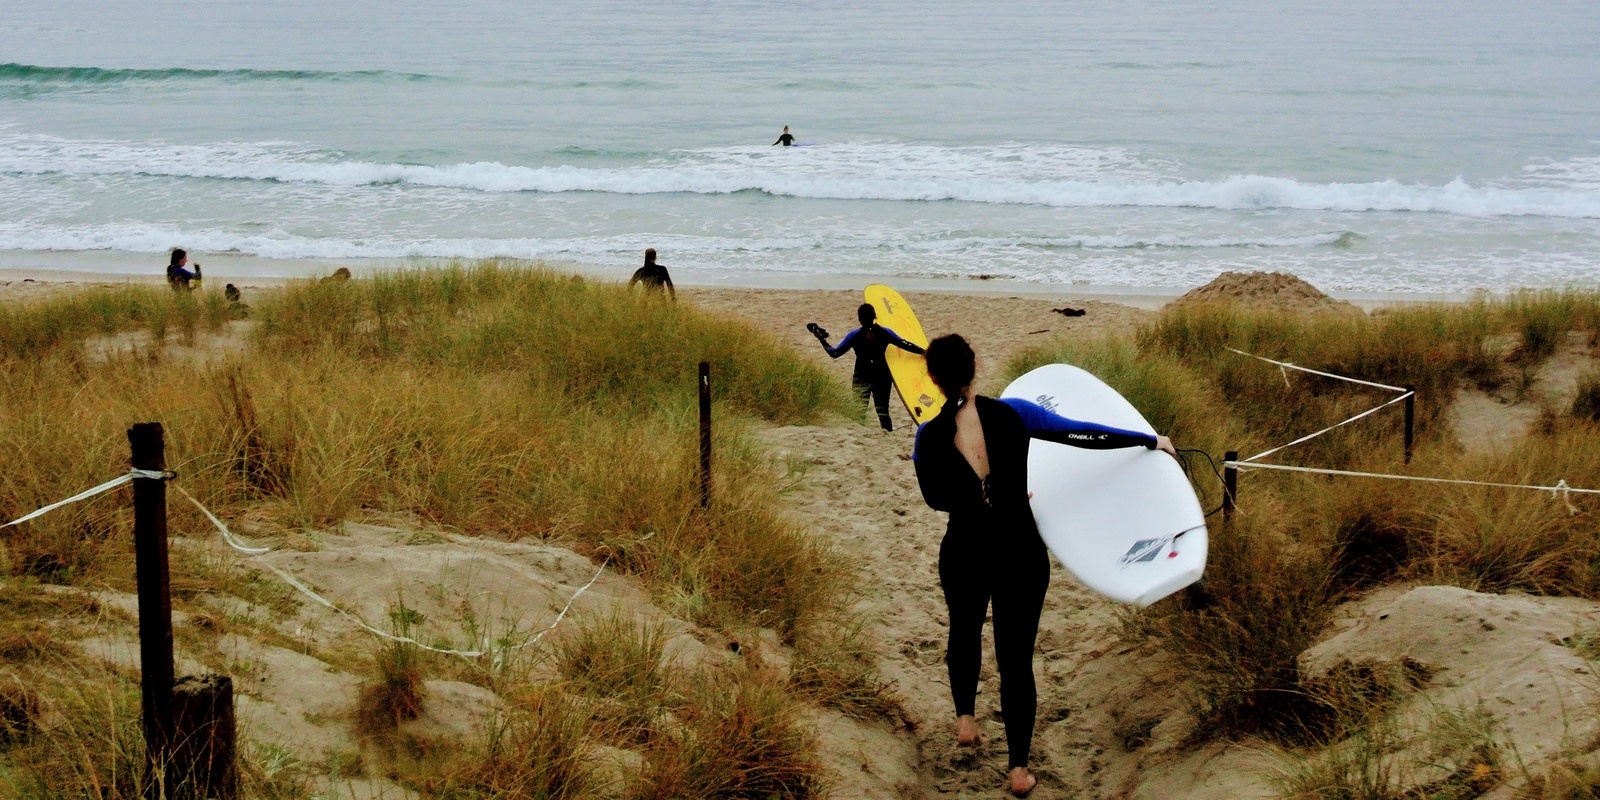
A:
[0, 257, 1478, 312]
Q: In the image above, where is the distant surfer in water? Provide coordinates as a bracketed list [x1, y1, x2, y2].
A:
[809, 303, 924, 431]
[773, 126, 795, 146]
[628, 248, 676, 300]
[912, 334, 1174, 797]
[166, 248, 200, 291]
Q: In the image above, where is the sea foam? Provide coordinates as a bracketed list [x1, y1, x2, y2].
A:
[4, 134, 1598, 219]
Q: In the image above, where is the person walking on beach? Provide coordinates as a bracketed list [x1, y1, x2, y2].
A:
[628, 248, 676, 300]
[912, 334, 1175, 797]
[166, 248, 200, 291]
[808, 303, 923, 431]
[773, 126, 795, 146]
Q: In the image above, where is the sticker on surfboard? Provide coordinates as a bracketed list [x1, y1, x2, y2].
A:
[1002, 364, 1208, 606]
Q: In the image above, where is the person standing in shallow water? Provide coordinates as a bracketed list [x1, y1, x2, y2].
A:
[628, 248, 675, 300]
[912, 334, 1176, 797]
[808, 303, 923, 431]
[773, 126, 795, 146]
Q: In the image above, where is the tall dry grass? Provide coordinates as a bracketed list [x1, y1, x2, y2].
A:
[0, 264, 853, 631]
[1012, 291, 1600, 744]
[0, 284, 230, 361]
[0, 264, 864, 797]
[630, 664, 821, 800]
[554, 611, 671, 745]
[0, 587, 149, 800]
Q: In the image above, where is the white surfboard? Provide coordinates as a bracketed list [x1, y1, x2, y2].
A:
[1001, 364, 1207, 606]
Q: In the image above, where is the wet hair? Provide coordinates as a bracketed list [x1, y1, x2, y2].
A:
[169, 248, 187, 268]
[644, 248, 657, 265]
[857, 303, 877, 326]
[925, 334, 976, 394]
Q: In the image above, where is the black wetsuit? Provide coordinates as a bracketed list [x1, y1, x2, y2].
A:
[774, 132, 795, 146]
[629, 263, 675, 296]
[913, 396, 1156, 769]
[822, 324, 923, 430]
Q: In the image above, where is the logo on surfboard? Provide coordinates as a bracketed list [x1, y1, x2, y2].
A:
[1034, 393, 1059, 412]
[1120, 536, 1174, 567]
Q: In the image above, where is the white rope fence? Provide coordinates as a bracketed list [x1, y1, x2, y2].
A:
[1223, 347, 1596, 513]
[1225, 347, 1416, 464]
[1240, 390, 1414, 464]
[0, 469, 165, 529]
[2, 470, 606, 660]
[1221, 460, 1593, 513]
[1226, 347, 1409, 394]
[172, 482, 608, 659]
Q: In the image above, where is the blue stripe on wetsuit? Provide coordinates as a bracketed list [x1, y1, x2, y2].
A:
[823, 325, 917, 358]
[912, 397, 1156, 460]
[1000, 397, 1157, 449]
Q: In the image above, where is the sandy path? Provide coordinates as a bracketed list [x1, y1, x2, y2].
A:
[701, 287, 1214, 797]
[688, 287, 1148, 437]
[761, 423, 1127, 797]
[758, 420, 1274, 800]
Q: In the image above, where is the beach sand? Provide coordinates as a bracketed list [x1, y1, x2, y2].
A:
[8, 269, 1592, 799]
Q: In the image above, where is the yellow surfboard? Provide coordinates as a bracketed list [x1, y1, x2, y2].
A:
[864, 284, 946, 423]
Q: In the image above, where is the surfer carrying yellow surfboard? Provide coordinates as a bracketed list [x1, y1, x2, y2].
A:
[808, 303, 925, 431]
[913, 333, 1175, 797]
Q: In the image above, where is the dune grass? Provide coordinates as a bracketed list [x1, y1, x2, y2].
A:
[630, 663, 821, 800]
[1275, 706, 1501, 800]
[0, 264, 858, 798]
[1011, 291, 1600, 746]
[0, 284, 231, 361]
[425, 688, 597, 800]
[554, 610, 672, 745]
[0, 599, 149, 800]
[356, 603, 430, 737]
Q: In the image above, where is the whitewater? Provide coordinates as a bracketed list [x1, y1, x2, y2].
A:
[1, 0, 1597, 293]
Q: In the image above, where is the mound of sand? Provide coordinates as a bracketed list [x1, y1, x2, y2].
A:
[1171, 271, 1360, 314]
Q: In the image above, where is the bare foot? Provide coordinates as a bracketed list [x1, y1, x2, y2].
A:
[1007, 767, 1037, 797]
[956, 714, 980, 747]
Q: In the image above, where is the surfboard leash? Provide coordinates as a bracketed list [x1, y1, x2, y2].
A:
[1175, 447, 1229, 518]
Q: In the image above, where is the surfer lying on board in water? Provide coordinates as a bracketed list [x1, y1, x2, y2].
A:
[913, 334, 1175, 797]
[808, 303, 924, 431]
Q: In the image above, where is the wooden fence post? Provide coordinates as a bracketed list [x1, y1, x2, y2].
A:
[1404, 386, 1416, 465]
[1222, 450, 1238, 525]
[172, 674, 238, 800]
[699, 362, 712, 508]
[129, 423, 174, 799]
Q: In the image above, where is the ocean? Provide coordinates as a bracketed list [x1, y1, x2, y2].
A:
[1, 0, 1597, 293]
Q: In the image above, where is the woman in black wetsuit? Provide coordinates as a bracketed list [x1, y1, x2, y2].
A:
[912, 334, 1174, 796]
[810, 303, 924, 431]
[628, 248, 676, 299]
